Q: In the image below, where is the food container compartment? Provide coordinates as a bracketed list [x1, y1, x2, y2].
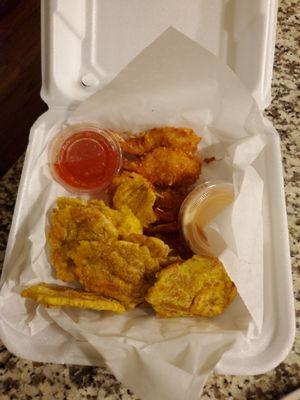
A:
[0, 0, 294, 378]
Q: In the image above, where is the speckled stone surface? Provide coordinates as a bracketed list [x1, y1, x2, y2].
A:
[0, 1, 299, 399]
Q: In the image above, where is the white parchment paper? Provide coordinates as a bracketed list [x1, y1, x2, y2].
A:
[0, 29, 273, 399]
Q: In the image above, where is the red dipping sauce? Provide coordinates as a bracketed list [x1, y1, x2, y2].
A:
[49, 125, 122, 194]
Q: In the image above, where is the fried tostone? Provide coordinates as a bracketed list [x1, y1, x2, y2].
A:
[47, 198, 142, 282]
[68, 238, 169, 307]
[146, 255, 237, 318]
[88, 199, 143, 237]
[21, 283, 126, 313]
[112, 172, 157, 227]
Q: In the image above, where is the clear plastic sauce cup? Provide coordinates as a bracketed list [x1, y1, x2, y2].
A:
[179, 181, 234, 256]
[49, 123, 122, 194]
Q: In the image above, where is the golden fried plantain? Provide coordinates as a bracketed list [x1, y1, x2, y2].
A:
[68, 240, 168, 307]
[146, 255, 237, 317]
[112, 172, 157, 227]
[47, 198, 169, 306]
[21, 283, 126, 313]
[123, 147, 201, 187]
[48, 198, 142, 282]
[48, 201, 118, 282]
[121, 126, 201, 155]
[56, 197, 86, 209]
[88, 199, 142, 237]
[125, 233, 169, 262]
[50, 201, 118, 242]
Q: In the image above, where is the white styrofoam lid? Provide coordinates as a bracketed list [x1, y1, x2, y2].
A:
[41, 0, 277, 110]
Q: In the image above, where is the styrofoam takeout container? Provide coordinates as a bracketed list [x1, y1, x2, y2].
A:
[0, 0, 295, 376]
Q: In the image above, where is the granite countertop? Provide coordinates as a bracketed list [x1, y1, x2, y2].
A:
[0, 0, 299, 399]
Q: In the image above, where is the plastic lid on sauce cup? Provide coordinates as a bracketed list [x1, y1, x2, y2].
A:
[49, 124, 122, 194]
[179, 181, 234, 257]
